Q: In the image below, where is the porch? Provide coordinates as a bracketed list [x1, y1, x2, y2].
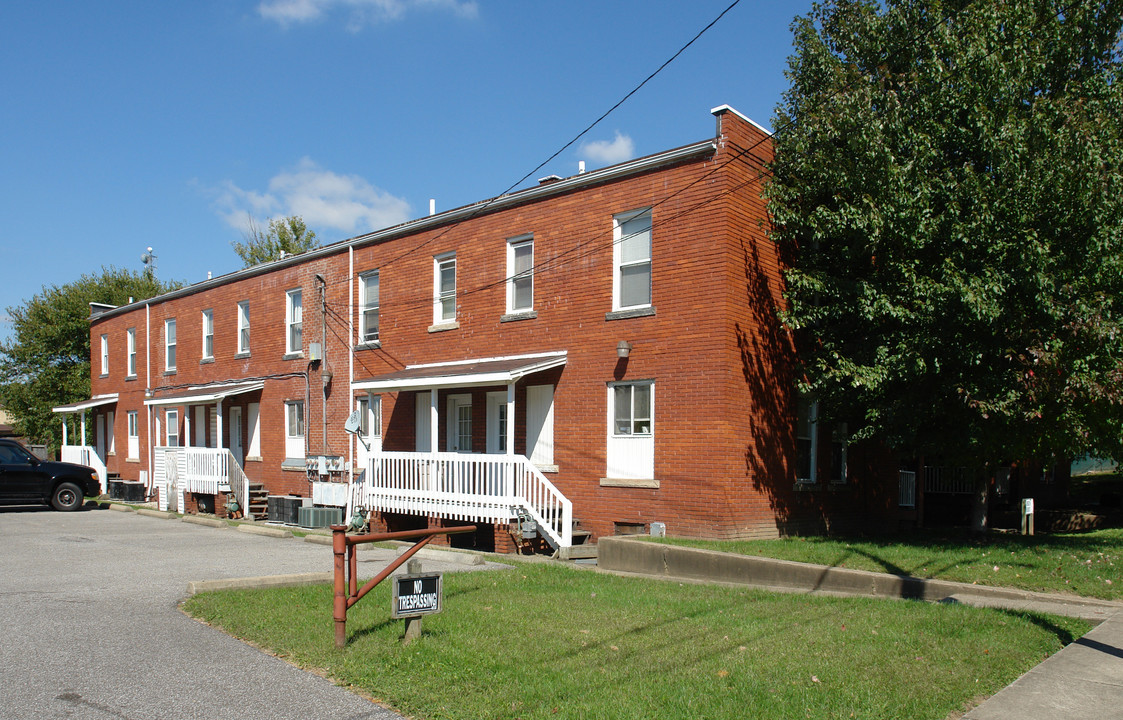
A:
[351, 352, 574, 549]
[145, 381, 263, 518]
[52, 394, 117, 494]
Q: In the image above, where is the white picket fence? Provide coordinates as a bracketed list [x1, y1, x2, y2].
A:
[153, 447, 252, 518]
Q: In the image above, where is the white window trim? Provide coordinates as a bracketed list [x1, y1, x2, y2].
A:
[506, 235, 534, 314]
[126, 328, 137, 378]
[164, 319, 177, 372]
[237, 301, 250, 355]
[201, 309, 214, 360]
[358, 270, 380, 344]
[286, 289, 303, 356]
[100, 334, 109, 375]
[285, 400, 305, 459]
[612, 208, 652, 311]
[433, 253, 457, 325]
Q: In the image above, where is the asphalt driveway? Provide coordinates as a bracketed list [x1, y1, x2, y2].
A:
[0, 505, 484, 720]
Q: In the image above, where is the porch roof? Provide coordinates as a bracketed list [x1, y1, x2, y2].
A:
[352, 351, 567, 392]
[143, 381, 265, 407]
[52, 394, 118, 413]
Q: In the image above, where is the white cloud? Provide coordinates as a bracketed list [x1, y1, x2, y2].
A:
[579, 131, 636, 166]
[213, 158, 412, 236]
[258, 0, 478, 28]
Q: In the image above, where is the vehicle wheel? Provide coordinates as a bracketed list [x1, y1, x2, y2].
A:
[51, 482, 84, 511]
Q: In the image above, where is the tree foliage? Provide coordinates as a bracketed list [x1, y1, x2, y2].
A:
[231, 215, 319, 267]
[768, 0, 1123, 465]
[0, 268, 180, 449]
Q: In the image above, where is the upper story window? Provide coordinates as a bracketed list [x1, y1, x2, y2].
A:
[286, 289, 302, 355]
[359, 271, 380, 343]
[612, 209, 652, 310]
[100, 334, 109, 376]
[201, 309, 214, 360]
[126, 328, 136, 378]
[237, 301, 250, 355]
[434, 253, 456, 324]
[507, 236, 534, 314]
[164, 319, 177, 372]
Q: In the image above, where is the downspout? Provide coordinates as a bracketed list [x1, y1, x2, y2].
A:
[317, 274, 328, 457]
[145, 301, 152, 490]
[348, 247, 355, 485]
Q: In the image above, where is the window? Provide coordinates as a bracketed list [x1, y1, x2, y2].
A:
[201, 309, 214, 359]
[201, 309, 213, 360]
[237, 301, 250, 355]
[126, 328, 136, 378]
[164, 319, 176, 371]
[100, 334, 109, 375]
[613, 209, 652, 310]
[356, 393, 382, 437]
[434, 253, 456, 324]
[795, 397, 817, 484]
[165, 409, 179, 447]
[507, 236, 534, 313]
[359, 271, 380, 343]
[795, 397, 847, 484]
[285, 401, 305, 458]
[127, 411, 139, 459]
[612, 382, 653, 436]
[286, 289, 302, 355]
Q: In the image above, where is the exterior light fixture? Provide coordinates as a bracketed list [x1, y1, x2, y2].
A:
[617, 341, 633, 359]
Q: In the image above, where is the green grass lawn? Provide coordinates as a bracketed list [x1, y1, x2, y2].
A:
[655, 527, 1123, 600]
[184, 561, 1088, 720]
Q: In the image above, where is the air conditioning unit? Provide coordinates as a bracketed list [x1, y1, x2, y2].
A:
[299, 505, 342, 529]
[267, 495, 309, 525]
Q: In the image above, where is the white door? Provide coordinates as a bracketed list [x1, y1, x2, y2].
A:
[229, 407, 243, 466]
[526, 384, 554, 466]
[355, 394, 383, 472]
[446, 394, 472, 453]
[95, 415, 105, 458]
[415, 392, 432, 452]
[194, 406, 207, 448]
[486, 391, 508, 454]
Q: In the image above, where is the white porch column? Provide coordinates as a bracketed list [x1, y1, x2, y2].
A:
[216, 400, 224, 449]
[506, 382, 515, 456]
[61, 416, 68, 446]
[429, 388, 439, 457]
[79, 412, 86, 446]
[184, 407, 192, 448]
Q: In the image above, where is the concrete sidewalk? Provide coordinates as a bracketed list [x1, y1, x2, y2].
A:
[598, 536, 1123, 719]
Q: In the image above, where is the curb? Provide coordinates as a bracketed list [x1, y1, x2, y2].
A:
[182, 515, 227, 529]
[136, 508, 176, 520]
[186, 572, 333, 596]
[393, 544, 485, 566]
[236, 524, 293, 539]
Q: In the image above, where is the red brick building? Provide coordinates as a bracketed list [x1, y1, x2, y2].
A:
[63, 105, 901, 552]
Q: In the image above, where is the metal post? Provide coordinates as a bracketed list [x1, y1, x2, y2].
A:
[333, 526, 347, 648]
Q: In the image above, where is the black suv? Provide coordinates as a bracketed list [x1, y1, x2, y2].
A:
[0, 439, 102, 511]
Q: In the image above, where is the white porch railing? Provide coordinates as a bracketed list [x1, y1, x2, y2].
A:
[61, 445, 107, 495]
[358, 451, 573, 548]
[153, 447, 250, 518]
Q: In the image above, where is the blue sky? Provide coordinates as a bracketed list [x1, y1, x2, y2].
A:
[0, 0, 812, 340]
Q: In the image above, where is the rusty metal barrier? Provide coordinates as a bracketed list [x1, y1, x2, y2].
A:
[331, 524, 476, 648]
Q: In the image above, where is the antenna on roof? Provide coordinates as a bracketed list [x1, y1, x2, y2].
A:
[141, 247, 157, 279]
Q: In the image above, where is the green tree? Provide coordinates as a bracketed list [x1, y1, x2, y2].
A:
[768, 1, 1123, 472]
[0, 267, 180, 450]
[231, 215, 319, 267]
